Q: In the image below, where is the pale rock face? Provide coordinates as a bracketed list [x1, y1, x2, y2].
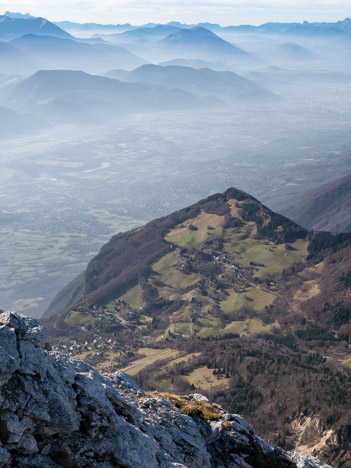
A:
[289, 451, 332, 468]
[0, 312, 332, 468]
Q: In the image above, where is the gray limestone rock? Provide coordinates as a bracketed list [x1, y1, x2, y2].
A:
[0, 326, 19, 385]
[0, 312, 332, 468]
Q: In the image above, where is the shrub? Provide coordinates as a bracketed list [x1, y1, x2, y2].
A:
[150, 392, 222, 421]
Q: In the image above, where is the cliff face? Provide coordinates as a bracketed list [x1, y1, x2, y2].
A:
[0, 311, 330, 468]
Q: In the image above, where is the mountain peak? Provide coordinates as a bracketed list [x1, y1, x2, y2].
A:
[44, 186, 308, 319]
[0, 13, 71, 40]
[160, 27, 248, 58]
[4, 11, 34, 19]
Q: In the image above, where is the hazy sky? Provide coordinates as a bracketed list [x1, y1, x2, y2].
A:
[2, 0, 351, 26]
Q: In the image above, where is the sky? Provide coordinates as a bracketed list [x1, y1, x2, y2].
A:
[2, 0, 351, 26]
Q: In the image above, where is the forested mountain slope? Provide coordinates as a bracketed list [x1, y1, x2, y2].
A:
[281, 174, 351, 232]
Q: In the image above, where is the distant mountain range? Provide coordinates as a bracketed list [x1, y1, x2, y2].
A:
[3, 13, 351, 42]
[266, 42, 318, 63]
[198, 18, 351, 37]
[52, 16, 351, 38]
[157, 58, 229, 71]
[105, 64, 278, 104]
[1, 13, 349, 77]
[97, 25, 251, 65]
[0, 14, 71, 40]
[0, 41, 41, 74]
[0, 14, 146, 74]
[118, 24, 180, 41]
[4, 11, 34, 19]
[55, 20, 135, 36]
[157, 27, 249, 63]
[6, 69, 224, 124]
[8, 34, 145, 73]
[101, 24, 237, 48]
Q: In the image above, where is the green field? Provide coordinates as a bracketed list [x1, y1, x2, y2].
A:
[342, 356, 351, 369]
[242, 239, 309, 278]
[152, 250, 200, 290]
[221, 287, 275, 313]
[166, 211, 225, 249]
[160, 269, 200, 289]
[162, 352, 201, 369]
[196, 316, 224, 335]
[223, 232, 308, 279]
[185, 366, 230, 390]
[197, 318, 278, 338]
[121, 348, 180, 376]
[157, 377, 173, 391]
[66, 310, 93, 327]
[120, 284, 143, 309]
[223, 318, 278, 335]
[173, 322, 191, 335]
[153, 251, 181, 273]
[74, 350, 121, 362]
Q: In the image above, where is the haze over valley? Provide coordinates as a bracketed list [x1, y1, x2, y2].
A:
[1, 13, 351, 316]
[1, 8, 351, 467]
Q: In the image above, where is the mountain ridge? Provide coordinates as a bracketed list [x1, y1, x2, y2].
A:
[44, 187, 308, 318]
[0, 14, 71, 40]
[8, 33, 145, 73]
[159, 27, 247, 59]
[280, 173, 351, 232]
[53, 17, 351, 37]
[105, 64, 278, 104]
[7, 69, 223, 123]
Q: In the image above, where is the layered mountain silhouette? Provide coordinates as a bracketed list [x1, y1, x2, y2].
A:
[6, 69, 224, 123]
[110, 24, 180, 43]
[54, 17, 351, 40]
[4, 11, 34, 19]
[9, 34, 145, 73]
[159, 27, 248, 61]
[0, 41, 41, 74]
[97, 26, 251, 66]
[105, 64, 278, 104]
[264, 42, 318, 64]
[0, 14, 71, 40]
[54, 20, 135, 36]
[157, 58, 229, 71]
[204, 19, 351, 36]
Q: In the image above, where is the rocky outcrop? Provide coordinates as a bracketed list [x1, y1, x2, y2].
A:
[0, 312, 331, 468]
